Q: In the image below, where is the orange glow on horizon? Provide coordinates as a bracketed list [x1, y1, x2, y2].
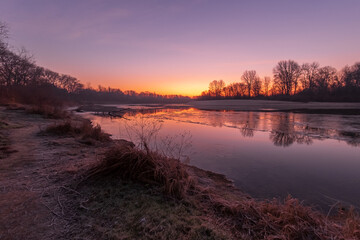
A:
[78, 74, 214, 97]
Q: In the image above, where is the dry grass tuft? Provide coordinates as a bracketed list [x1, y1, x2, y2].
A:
[197, 191, 360, 240]
[27, 104, 68, 119]
[80, 121, 111, 142]
[87, 144, 195, 199]
[45, 120, 111, 142]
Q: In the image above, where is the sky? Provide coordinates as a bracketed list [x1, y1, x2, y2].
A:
[1, 0, 360, 96]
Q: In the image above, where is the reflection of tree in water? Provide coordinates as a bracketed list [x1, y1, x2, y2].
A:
[240, 127, 254, 137]
[107, 108, 360, 147]
[269, 113, 313, 147]
[208, 112, 226, 127]
[294, 135, 313, 145]
[270, 131, 313, 147]
[194, 111, 260, 132]
[270, 131, 296, 146]
[338, 131, 360, 147]
[239, 112, 258, 137]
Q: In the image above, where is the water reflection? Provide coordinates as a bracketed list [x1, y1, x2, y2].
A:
[270, 131, 313, 147]
[104, 108, 360, 148]
[338, 131, 360, 147]
[269, 114, 313, 147]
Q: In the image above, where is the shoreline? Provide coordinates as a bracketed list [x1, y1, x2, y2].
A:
[75, 100, 360, 117]
[189, 99, 360, 114]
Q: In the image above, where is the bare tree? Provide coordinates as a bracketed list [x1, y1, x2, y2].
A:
[222, 84, 233, 97]
[0, 22, 8, 55]
[273, 60, 301, 95]
[342, 62, 360, 88]
[301, 62, 319, 91]
[208, 79, 225, 97]
[241, 70, 259, 97]
[12, 48, 36, 86]
[264, 76, 271, 96]
[252, 77, 262, 97]
[316, 66, 337, 92]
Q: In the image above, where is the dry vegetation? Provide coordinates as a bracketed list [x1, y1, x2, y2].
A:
[26, 104, 69, 119]
[44, 119, 111, 143]
[86, 144, 195, 199]
[81, 142, 360, 239]
[200, 194, 360, 239]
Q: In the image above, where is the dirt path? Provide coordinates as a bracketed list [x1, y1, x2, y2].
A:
[0, 108, 101, 239]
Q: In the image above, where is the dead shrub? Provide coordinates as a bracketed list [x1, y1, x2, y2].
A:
[87, 144, 194, 199]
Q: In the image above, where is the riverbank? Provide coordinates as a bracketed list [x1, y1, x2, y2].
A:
[189, 100, 360, 114]
[75, 100, 360, 118]
[0, 105, 359, 239]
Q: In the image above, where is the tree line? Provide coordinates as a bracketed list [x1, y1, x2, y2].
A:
[199, 60, 360, 102]
[0, 22, 190, 104]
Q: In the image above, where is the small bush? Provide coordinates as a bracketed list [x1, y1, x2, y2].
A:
[80, 121, 111, 142]
[87, 145, 194, 199]
[45, 120, 111, 142]
[27, 104, 68, 119]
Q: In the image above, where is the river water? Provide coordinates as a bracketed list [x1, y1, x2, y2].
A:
[81, 105, 360, 212]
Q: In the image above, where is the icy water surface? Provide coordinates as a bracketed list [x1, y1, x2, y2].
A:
[81, 106, 360, 211]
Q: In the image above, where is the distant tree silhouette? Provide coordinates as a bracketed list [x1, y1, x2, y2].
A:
[273, 60, 301, 95]
[241, 70, 259, 97]
[252, 77, 262, 97]
[221, 82, 246, 98]
[342, 63, 360, 89]
[208, 80, 225, 98]
[316, 66, 337, 93]
[301, 62, 319, 91]
[263, 77, 271, 96]
[198, 59, 360, 102]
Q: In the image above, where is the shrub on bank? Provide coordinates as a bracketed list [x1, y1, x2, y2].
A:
[45, 120, 111, 142]
[86, 144, 194, 199]
[27, 104, 69, 119]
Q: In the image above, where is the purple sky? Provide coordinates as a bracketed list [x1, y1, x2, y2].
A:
[1, 0, 360, 95]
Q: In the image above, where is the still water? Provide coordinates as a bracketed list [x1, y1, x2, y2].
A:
[82, 106, 360, 211]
